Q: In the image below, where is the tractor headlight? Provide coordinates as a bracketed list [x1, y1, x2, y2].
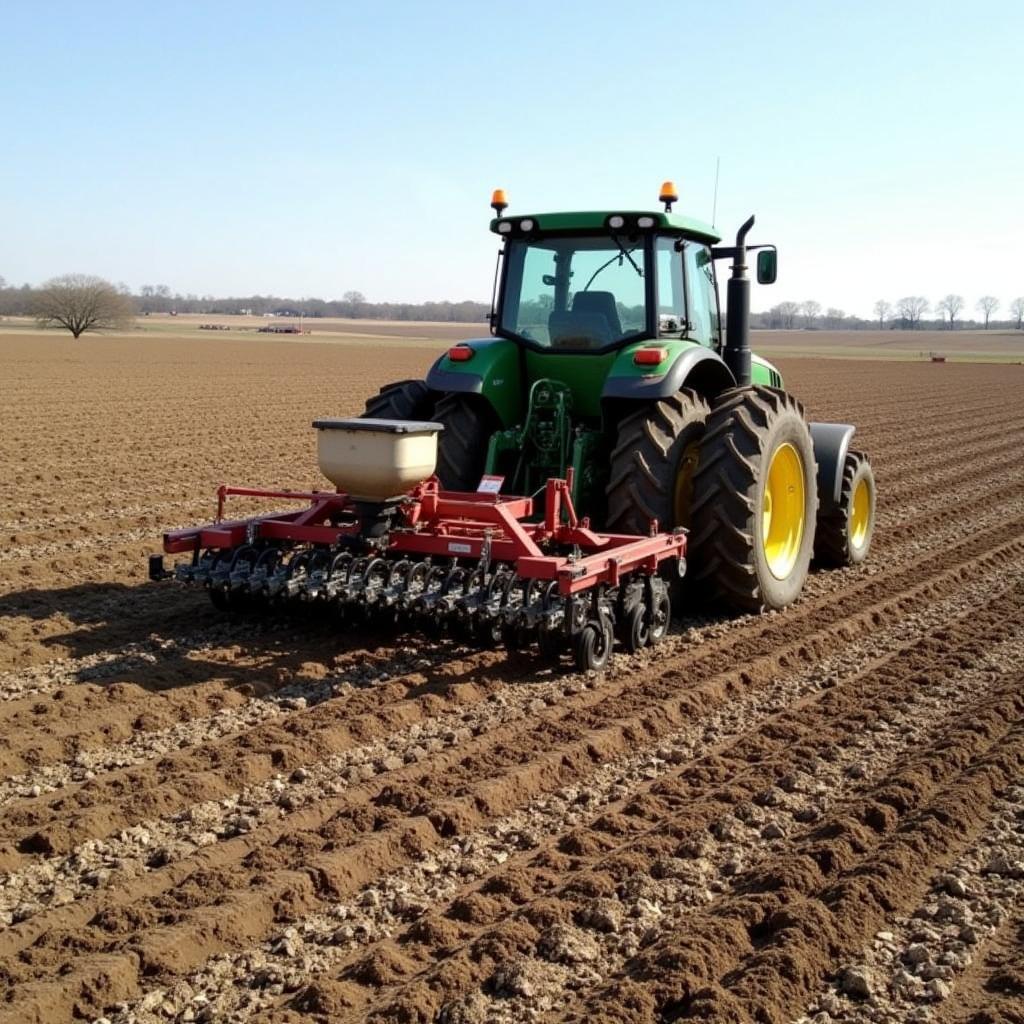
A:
[519, 218, 535, 232]
[497, 221, 513, 234]
[608, 215, 625, 230]
[637, 215, 656, 228]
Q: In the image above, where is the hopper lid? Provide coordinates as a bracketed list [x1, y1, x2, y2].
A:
[312, 418, 444, 434]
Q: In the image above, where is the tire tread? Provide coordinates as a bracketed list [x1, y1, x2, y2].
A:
[361, 379, 433, 421]
[689, 386, 816, 613]
[433, 394, 492, 492]
[814, 449, 874, 566]
[605, 389, 711, 536]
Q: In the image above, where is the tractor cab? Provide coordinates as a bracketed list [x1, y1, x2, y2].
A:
[490, 203, 723, 354]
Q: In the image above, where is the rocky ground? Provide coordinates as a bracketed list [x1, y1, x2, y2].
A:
[1, 336, 1023, 1023]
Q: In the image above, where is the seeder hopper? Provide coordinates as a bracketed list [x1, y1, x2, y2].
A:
[151, 419, 682, 671]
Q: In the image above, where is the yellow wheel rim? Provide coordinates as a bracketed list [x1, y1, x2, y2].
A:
[849, 477, 871, 549]
[762, 442, 805, 580]
[672, 441, 701, 527]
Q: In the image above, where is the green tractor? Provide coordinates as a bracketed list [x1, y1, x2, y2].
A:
[363, 183, 875, 613]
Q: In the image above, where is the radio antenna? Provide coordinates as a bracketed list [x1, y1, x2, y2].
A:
[711, 156, 721, 227]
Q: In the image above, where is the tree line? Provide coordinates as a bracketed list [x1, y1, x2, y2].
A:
[762, 295, 1024, 331]
[0, 275, 490, 331]
[874, 295, 1023, 330]
[3, 274, 1023, 339]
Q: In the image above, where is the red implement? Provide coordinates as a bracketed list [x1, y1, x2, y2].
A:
[163, 477, 685, 598]
[156, 476, 685, 671]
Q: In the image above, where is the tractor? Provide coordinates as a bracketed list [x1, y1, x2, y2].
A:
[362, 183, 876, 612]
[150, 183, 876, 670]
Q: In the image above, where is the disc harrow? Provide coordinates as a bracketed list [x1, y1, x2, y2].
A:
[151, 476, 685, 671]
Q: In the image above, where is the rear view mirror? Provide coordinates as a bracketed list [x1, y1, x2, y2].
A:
[757, 249, 777, 285]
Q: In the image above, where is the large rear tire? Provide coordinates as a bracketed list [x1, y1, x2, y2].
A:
[814, 449, 875, 566]
[689, 386, 817, 613]
[361, 379, 434, 421]
[433, 394, 494, 492]
[605, 389, 711, 535]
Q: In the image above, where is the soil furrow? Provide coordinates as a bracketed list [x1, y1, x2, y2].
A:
[3, 462, 1022, 819]
[107, 585, 1024, 1024]
[3, 557, 1015, 965]
[550, 686, 1024, 1024]
[0, 641, 502, 797]
[791, 786, 1024, 1023]
[343, 603, 1024, 1024]
[852, 411, 1024, 460]
[3, 572, 1021, 1021]
[936, 893, 1024, 1024]
[3, 505, 1022, 878]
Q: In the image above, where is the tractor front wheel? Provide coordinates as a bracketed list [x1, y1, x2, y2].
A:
[814, 450, 876, 566]
[689, 387, 817, 613]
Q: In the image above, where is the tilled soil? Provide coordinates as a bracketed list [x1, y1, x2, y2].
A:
[1, 336, 1023, 1024]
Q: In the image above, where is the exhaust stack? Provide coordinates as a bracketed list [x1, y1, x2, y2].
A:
[723, 214, 756, 388]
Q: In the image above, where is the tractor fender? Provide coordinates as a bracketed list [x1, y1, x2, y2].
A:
[424, 338, 522, 427]
[425, 362, 484, 393]
[602, 344, 736, 402]
[809, 422, 856, 509]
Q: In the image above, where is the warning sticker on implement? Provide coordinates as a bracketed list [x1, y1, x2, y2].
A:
[448, 542, 472, 554]
[477, 475, 504, 494]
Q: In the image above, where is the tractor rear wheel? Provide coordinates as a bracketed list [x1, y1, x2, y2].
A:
[689, 386, 817, 613]
[361, 379, 434, 421]
[433, 394, 494, 492]
[814, 449, 875, 566]
[606, 389, 711, 535]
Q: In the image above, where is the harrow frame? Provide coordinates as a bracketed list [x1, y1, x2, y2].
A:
[153, 476, 686, 670]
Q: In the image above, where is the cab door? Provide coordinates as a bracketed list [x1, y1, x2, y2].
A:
[682, 241, 717, 348]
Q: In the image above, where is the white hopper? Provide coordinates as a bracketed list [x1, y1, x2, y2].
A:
[312, 418, 443, 501]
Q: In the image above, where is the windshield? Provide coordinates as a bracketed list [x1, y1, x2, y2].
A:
[499, 236, 650, 350]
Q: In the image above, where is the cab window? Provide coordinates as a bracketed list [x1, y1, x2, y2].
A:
[655, 237, 685, 335]
[500, 236, 648, 350]
[683, 242, 715, 346]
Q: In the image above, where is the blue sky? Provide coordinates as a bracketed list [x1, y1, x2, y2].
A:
[2, 0, 1021, 318]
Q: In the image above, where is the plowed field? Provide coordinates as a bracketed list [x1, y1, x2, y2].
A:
[2, 335, 1023, 1024]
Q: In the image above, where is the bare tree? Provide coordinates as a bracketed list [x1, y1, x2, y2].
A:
[937, 294, 964, 330]
[895, 296, 929, 329]
[1010, 296, 1024, 330]
[825, 307, 845, 328]
[34, 274, 134, 339]
[976, 296, 999, 328]
[774, 301, 801, 329]
[800, 299, 821, 328]
[873, 299, 891, 328]
[341, 290, 367, 318]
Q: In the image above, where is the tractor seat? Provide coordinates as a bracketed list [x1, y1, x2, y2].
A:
[548, 310, 613, 349]
[572, 290, 623, 338]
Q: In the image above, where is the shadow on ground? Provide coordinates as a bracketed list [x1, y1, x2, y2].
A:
[0, 580, 560, 694]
